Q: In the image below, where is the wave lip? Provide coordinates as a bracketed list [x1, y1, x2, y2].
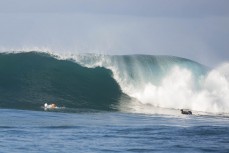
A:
[0, 52, 122, 111]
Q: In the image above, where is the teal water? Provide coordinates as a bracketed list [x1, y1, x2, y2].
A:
[0, 52, 122, 110]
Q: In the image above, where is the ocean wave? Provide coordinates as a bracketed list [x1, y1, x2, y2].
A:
[0, 52, 122, 111]
[0, 51, 228, 114]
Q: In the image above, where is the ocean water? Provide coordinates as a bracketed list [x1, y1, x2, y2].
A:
[1, 109, 229, 153]
[0, 51, 229, 152]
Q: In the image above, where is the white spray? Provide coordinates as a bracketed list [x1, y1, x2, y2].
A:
[73, 54, 229, 114]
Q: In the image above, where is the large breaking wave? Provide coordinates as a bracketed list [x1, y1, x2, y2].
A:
[0, 51, 228, 114]
[0, 52, 122, 111]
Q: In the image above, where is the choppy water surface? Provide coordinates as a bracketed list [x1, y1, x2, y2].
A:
[1, 109, 229, 153]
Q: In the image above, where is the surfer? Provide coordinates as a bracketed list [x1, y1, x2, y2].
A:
[44, 103, 57, 109]
[180, 109, 192, 115]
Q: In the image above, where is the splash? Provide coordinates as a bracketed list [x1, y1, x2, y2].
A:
[127, 64, 229, 114]
[75, 54, 229, 114]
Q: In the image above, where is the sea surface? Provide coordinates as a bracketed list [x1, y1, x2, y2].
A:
[1, 108, 229, 153]
[0, 51, 229, 152]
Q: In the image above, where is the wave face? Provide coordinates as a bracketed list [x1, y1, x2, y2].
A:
[0, 51, 228, 114]
[0, 52, 122, 111]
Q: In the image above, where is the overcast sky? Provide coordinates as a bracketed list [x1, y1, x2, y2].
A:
[0, 0, 228, 66]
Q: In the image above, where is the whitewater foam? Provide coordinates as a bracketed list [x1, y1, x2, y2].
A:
[197, 63, 229, 113]
[129, 64, 229, 114]
[73, 54, 229, 114]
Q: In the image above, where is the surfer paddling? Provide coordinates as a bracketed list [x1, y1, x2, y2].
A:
[43, 103, 65, 110]
[180, 109, 192, 115]
[44, 103, 57, 109]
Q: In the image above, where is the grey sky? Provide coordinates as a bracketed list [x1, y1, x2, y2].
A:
[0, 0, 228, 66]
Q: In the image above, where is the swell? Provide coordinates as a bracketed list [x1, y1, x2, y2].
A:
[0, 52, 122, 111]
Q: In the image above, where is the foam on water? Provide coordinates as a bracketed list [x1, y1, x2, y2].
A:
[74, 54, 229, 114]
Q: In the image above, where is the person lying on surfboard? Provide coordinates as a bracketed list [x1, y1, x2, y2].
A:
[43, 103, 66, 111]
[44, 103, 57, 109]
